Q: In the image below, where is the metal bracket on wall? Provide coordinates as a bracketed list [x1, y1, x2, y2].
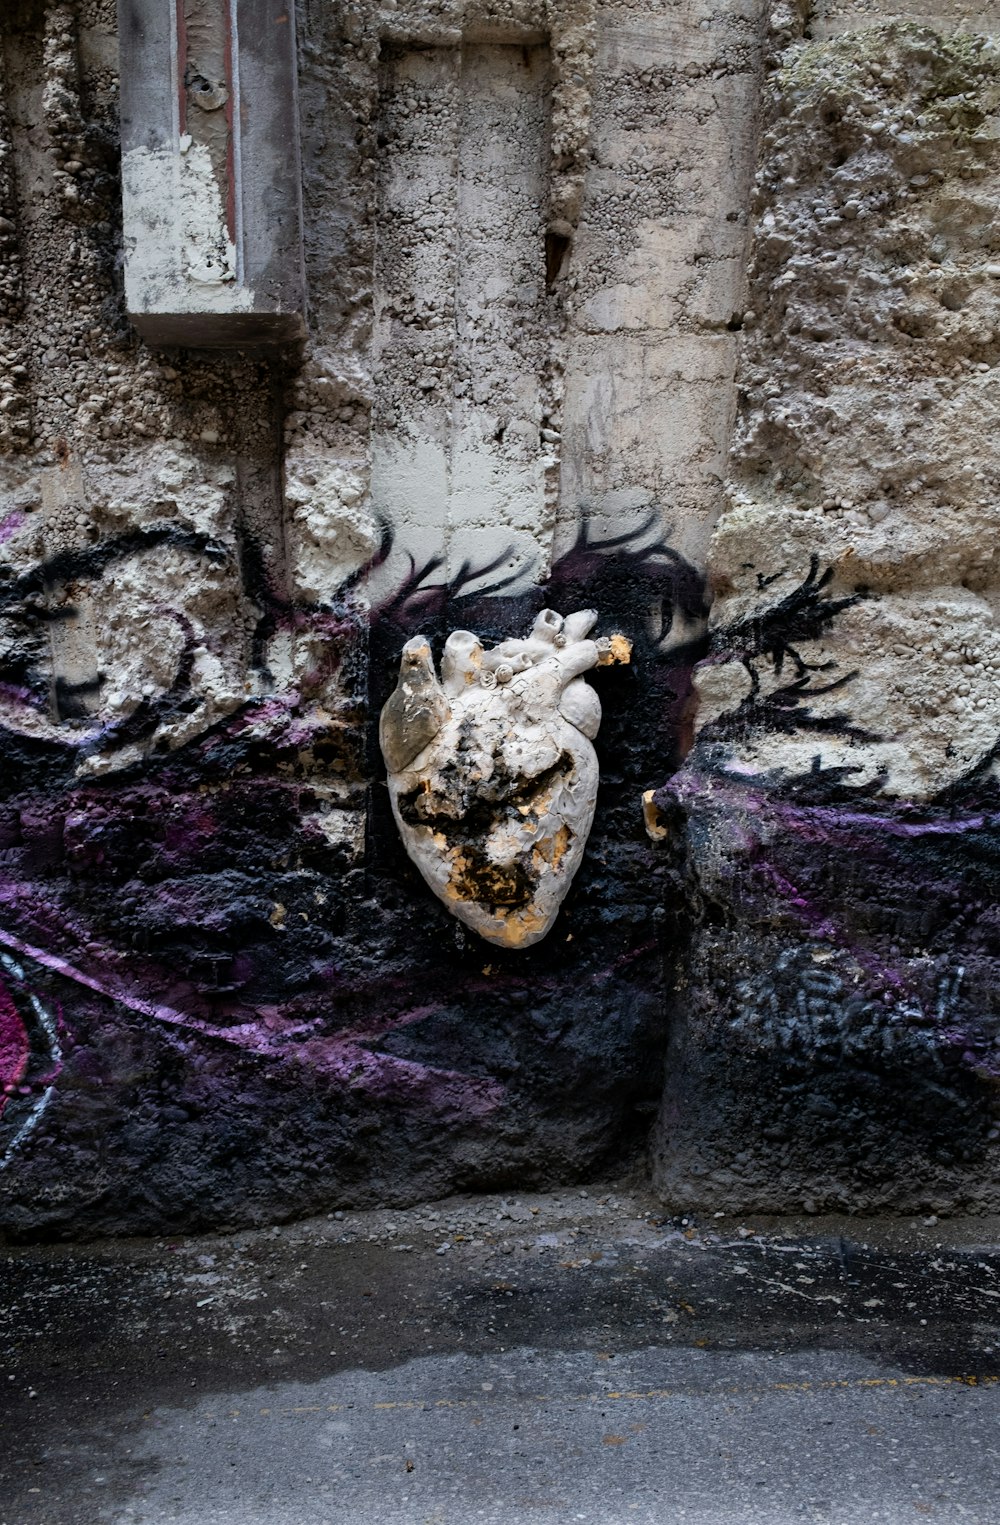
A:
[118, 0, 306, 347]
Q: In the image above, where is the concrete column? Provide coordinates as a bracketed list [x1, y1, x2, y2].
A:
[557, 0, 766, 574]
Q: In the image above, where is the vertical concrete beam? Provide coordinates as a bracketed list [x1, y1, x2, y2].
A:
[368, 37, 554, 600]
[118, 0, 306, 346]
[556, 0, 764, 574]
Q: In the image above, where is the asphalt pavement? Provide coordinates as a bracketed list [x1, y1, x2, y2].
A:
[2, 1185, 999, 1524]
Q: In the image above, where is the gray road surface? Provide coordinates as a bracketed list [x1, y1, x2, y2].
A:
[3, 1188, 999, 1524]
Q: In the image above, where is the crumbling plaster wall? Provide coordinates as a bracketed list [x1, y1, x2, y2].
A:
[652, 0, 1000, 1213]
[0, 0, 767, 1236]
[9, 0, 1000, 1235]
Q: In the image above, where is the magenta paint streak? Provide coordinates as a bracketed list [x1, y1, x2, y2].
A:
[0, 979, 28, 1120]
[664, 770, 934, 1005]
[0, 681, 48, 713]
[665, 767, 994, 843]
[0, 920, 504, 1118]
[752, 858, 913, 1007]
[0, 510, 24, 545]
[771, 801, 990, 842]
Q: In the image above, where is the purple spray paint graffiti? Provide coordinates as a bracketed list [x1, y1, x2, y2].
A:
[649, 558, 1000, 1213]
[0, 504, 704, 1236]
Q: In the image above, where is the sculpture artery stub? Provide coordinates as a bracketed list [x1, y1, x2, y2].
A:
[380, 610, 626, 949]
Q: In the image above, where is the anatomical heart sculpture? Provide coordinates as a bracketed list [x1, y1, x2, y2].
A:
[380, 609, 626, 949]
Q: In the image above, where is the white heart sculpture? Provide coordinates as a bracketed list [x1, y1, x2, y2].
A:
[380, 609, 620, 949]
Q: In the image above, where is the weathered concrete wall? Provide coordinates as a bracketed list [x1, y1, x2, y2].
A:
[0, 0, 764, 1236]
[14, 0, 998, 1237]
[651, 0, 1000, 1213]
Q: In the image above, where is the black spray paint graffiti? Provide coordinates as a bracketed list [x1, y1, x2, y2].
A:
[371, 511, 708, 748]
[0, 524, 233, 755]
[650, 550, 1000, 1203]
[0, 506, 707, 1226]
[697, 555, 877, 752]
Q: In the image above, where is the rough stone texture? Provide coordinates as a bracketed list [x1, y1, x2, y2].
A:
[19, 0, 1000, 1235]
[652, 10, 1000, 1213]
[0, 0, 739, 1237]
[556, 0, 763, 576]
